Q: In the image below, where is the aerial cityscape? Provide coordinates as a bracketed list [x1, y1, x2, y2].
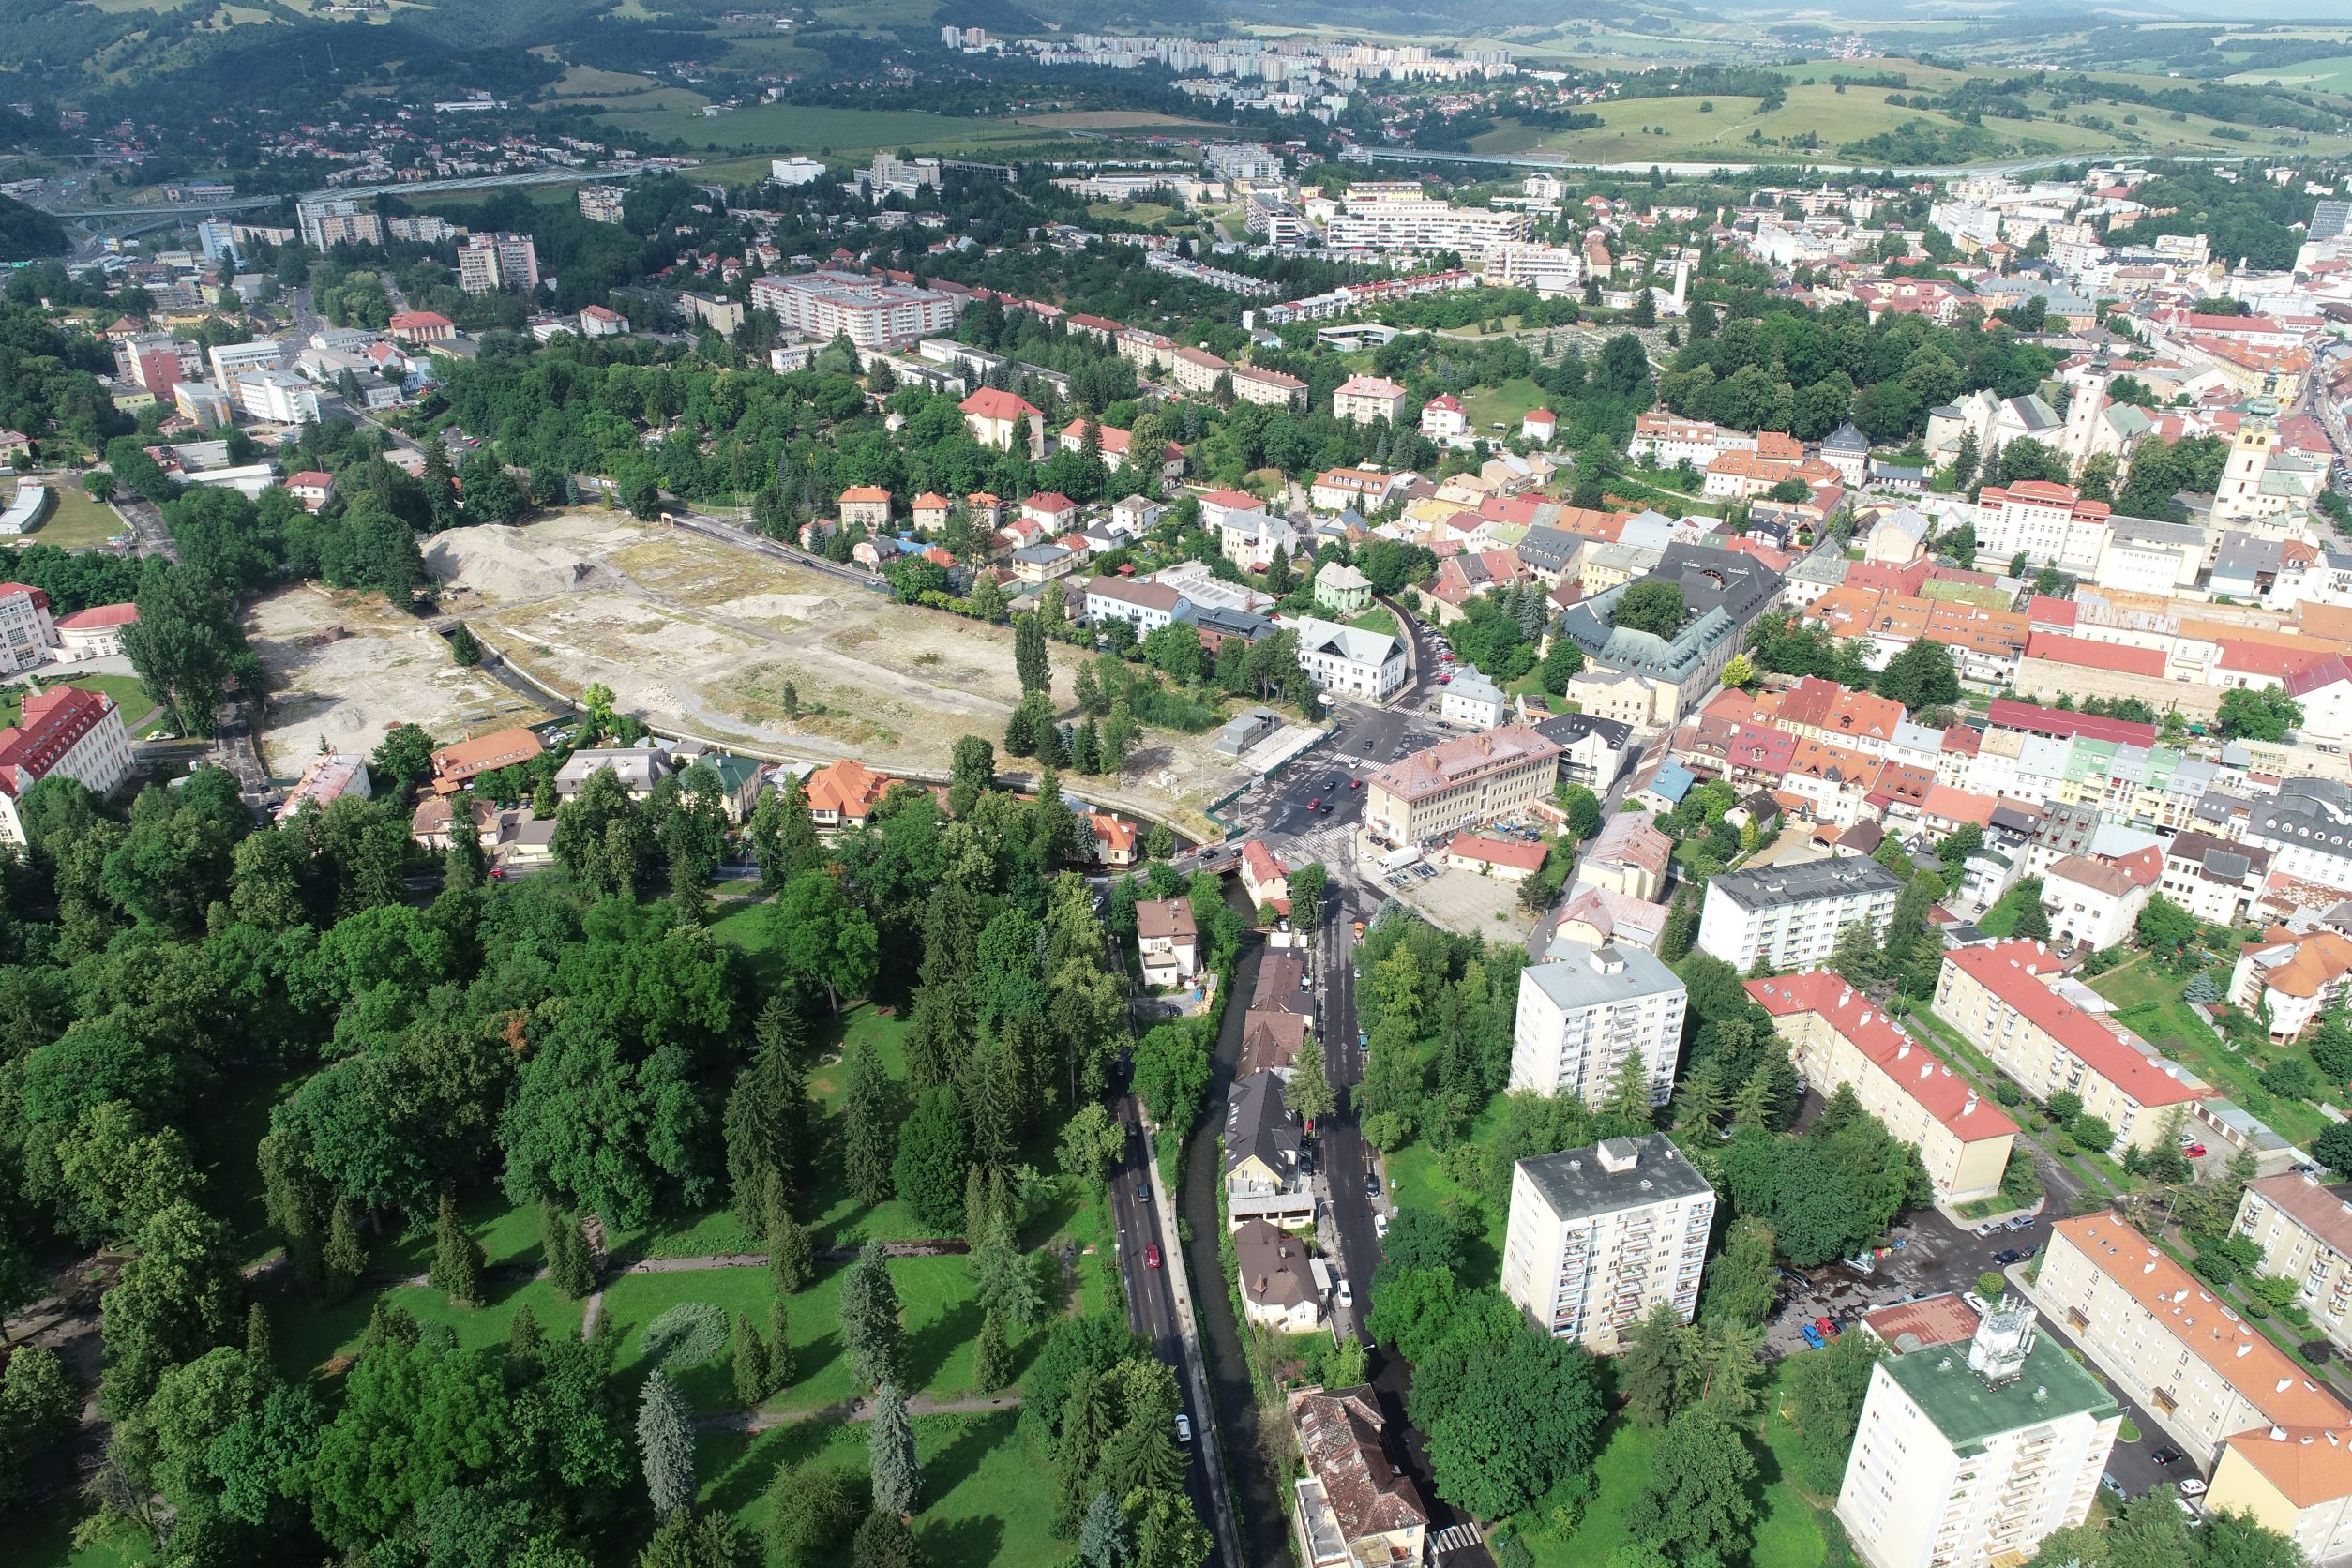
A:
[8, 2, 2352, 1567]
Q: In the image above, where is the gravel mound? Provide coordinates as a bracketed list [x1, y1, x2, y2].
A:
[424, 525, 611, 602]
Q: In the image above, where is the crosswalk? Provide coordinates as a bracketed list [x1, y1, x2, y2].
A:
[1431, 1521, 1486, 1558]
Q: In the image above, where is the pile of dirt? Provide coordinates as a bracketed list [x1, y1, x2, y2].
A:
[424, 525, 611, 602]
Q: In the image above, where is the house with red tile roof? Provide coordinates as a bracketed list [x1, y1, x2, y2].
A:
[0, 686, 133, 845]
[803, 759, 896, 828]
[957, 387, 1045, 457]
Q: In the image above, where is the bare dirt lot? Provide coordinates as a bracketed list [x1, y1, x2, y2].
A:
[388, 512, 1266, 832]
[245, 582, 550, 779]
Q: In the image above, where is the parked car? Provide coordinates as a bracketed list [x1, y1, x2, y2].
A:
[1375, 1213, 1390, 1239]
[1800, 1323, 1826, 1350]
[1337, 1277, 1353, 1307]
[1175, 1413, 1192, 1445]
[1813, 1316, 1840, 1340]
[1365, 1169, 1380, 1198]
[1993, 1248, 2024, 1265]
[2102, 1474, 2126, 1498]
[2151, 1447, 2185, 1467]
[2008, 1216, 2036, 1231]
[1974, 1221, 2001, 1238]
[2179, 1478, 2208, 1498]
[1144, 1244, 1162, 1270]
[2185, 1143, 2208, 1158]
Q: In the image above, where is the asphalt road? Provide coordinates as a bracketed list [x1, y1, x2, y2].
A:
[1106, 1092, 1230, 1565]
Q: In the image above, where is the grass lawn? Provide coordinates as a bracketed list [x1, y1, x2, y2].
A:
[697, 1410, 1057, 1568]
[4, 481, 128, 550]
[593, 102, 1040, 158]
[1462, 377, 1548, 433]
[1974, 882, 2040, 938]
[1517, 1365, 1828, 1568]
[597, 1252, 999, 1414]
[2088, 954, 2333, 1148]
[1383, 1103, 1507, 1289]
[1349, 606, 1398, 637]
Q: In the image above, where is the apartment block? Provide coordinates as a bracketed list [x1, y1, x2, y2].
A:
[1838, 1297, 2118, 1568]
[2038, 1212, 2346, 1464]
[1511, 940, 1688, 1106]
[1364, 724, 1561, 846]
[1748, 970, 2019, 1203]
[295, 198, 383, 249]
[1696, 856, 1902, 971]
[1933, 942, 2199, 1154]
[457, 233, 540, 294]
[2208, 1425, 2352, 1567]
[2234, 1174, 2352, 1354]
[1973, 480, 2112, 576]
[1501, 1135, 1713, 1353]
[1325, 187, 1529, 254]
[748, 269, 962, 352]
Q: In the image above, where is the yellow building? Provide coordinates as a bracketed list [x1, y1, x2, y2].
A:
[2209, 1425, 2352, 1565]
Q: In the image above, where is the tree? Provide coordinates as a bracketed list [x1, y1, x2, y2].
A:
[867, 1380, 921, 1515]
[975, 1307, 1013, 1392]
[1614, 581, 1686, 640]
[768, 1190, 815, 1295]
[1560, 785, 1604, 841]
[1289, 1036, 1336, 1126]
[852, 1509, 920, 1568]
[770, 871, 880, 1011]
[840, 1240, 904, 1391]
[1620, 1303, 1700, 1427]
[1539, 639, 1585, 696]
[543, 1199, 597, 1301]
[324, 1195, 369, 1301]
[1783, 1327, 1885, 1491]
[99, 1199, 239, 1417]
[1877, 637, 1960, 712]
[973, 1205, 1042, 1331]
[767, 1462, 862, 1566]
[2217, 684, 2302, 743]
[638, 1369, 697, 1517]
[1016, 613, 1051, 697]
[1080, 1492, 1132, 1568]
[370, 723, 437, 792]
[732, 1312, 771, 1408]
[1288, 862, 1328, 927]
[843, 1045, 899, 1209]
[949, 735, 997, 817]
[2316, 1121, 2352, 1179]
[1410, 1313, 1606, 1520]
[2135, 895, 2200, 959]
[1625, 1407, 1758, 1568]
[122, 559, 248, 737]
[1058, 1101, 1125, 1187]
[428, 1193, 484, 1307]
[638, 1508, 753, 1568]
[894, 1086, 971, 1234]
[725, 999, 809, 1229]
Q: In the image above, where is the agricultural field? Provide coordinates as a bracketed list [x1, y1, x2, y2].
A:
[535, 62, 712, 114]
[1015, 110, 1235, 132]
[2229, 53, 2352, 90]
[594, 101, 1042, 158]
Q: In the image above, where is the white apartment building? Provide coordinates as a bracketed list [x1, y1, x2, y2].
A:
[230, 369, 321, 425]
[1500, 1134, 1714, 1353]
[295, 198, 382, 249]
[208, 339, 283, 389]
[1509, 941, 1688, 1107]
[748, 270, 962, 352]
[1630, 411, 1757, 469]
[0, 686, 135, 845]
[2039, 1213, 2348, 1464]
[1696, 857, 1903, 971]
[2235, 1174, 2352, 1356]
[769, 157, 825, 187]
[1083, 575, 1188, 635]
[1972, 480, 2111, 576]
[1838, 1298, 2119, 1568]
[457, 233, 540, 294]
[1324, 186, 1529, 254]
[1479, 241, 1584, 294]
[2245, 778, 2352, 890]
[1289, 615, 1406, 701]
[0, 581, 56, 673]
[1330, 374, 1411, 425]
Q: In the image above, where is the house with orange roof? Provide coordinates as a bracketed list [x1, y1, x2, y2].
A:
[1935, 941, 2199, 1153]
[837, 486, 892, 529]
[1768, 675, 1905, 755]
[1443, 832, 1548, 881]
[2040, 1211, 2348, 1464]
[1748, 970, 2017, 1201]
[1084, 812, 1138, 867]
[911, 492, 952, 532]
[2209, 1424, 2352, 1563]
[2232, 926, 2352, 1043]
[429, 725, 544, 795]
[1239, 839, 1290, 917]
[957, 387, 1045, 458]
[803, 759, 896, 828]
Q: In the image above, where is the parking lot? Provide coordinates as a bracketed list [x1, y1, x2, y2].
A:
[1764, 1197, 2191, 1503]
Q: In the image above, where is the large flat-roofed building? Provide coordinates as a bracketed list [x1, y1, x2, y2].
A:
[1511, 940, 1686, 1107]
[748, 269, 963, 353]
[1500, 1134, 1714, 1353]
[1748, 970, 2019, 1203]
[2039, 1212, 2347, 1464]
[1838, 1297, 2118, 1568]
[1933, 941, 2199, 1154]
[2233, 1173, 2352, 1356]
[1696, 856, 1902, 971]
[295, 198, 383, 249]
[1364, 724, 1561, 846]
[0, 580, 55, 672]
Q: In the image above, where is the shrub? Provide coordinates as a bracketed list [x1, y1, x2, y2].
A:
[641, 1302, 731, 1370]
[1978, 1272, 2007, 1302]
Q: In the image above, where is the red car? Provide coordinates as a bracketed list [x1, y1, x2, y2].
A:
[1814, 1316, 1840, 1339]
[1144, 1244, 1163, 1270]
[1307, 798, 1321, 810]
[2185, 1143, 2208, 1159]
[1349, 779, 1361, 790]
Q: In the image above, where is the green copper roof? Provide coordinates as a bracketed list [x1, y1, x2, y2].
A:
[1881, 1335, 2118, 1456]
